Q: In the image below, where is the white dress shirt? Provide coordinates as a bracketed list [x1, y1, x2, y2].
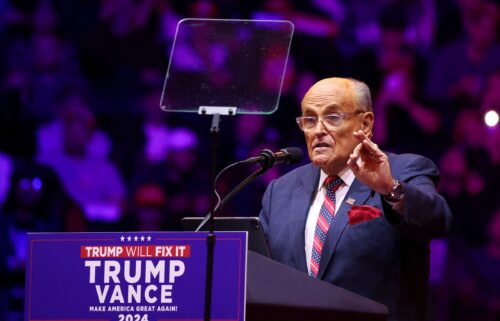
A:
[305, 168, 356, 274]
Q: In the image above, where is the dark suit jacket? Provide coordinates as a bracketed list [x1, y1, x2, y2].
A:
[259, 153, 453, 321]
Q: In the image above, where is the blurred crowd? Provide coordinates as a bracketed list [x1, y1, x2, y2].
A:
[0, 0, 499, 320]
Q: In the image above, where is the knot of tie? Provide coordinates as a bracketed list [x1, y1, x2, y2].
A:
[324, 175, 343, 193]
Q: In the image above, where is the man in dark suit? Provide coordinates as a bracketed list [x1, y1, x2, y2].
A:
[259, 77, 452, 320]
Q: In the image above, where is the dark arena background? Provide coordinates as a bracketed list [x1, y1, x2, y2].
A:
[0, 0, 499, 320]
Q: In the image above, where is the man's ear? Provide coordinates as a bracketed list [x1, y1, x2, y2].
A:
[360, 112, 374, 138]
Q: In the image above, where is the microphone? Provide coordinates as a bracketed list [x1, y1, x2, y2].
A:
[241, 147, 303, 169]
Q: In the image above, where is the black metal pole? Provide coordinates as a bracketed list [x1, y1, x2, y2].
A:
[204, 113, 220, 321]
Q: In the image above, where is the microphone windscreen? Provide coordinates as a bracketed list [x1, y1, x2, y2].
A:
[282, 147, 303, 164]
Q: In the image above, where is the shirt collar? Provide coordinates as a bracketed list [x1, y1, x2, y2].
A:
[317, 167, 355, 192]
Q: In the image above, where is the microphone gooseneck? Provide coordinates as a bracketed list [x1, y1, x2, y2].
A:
[194, 146, 303, 232]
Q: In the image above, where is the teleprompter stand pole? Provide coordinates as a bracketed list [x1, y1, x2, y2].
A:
[199, 106, 236, 321]
[204, 113, 219, 321]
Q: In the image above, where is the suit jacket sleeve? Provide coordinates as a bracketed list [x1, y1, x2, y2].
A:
[383, 154, 453, 242]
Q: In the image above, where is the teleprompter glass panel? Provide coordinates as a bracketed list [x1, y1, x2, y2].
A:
[160, 18, 294, 115]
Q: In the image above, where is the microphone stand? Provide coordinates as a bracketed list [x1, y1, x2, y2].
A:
[217, 166, 268, 213]
[195, 151, 276, 232]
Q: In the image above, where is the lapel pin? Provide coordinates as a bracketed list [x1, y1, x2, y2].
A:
[346, 197, 356, 205]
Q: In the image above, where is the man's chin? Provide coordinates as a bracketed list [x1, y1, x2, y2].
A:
[311, 155, 331, 167]
[311, 155, 347, 174]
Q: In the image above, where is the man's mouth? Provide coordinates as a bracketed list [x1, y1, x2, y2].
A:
[313, 142, 331, 149]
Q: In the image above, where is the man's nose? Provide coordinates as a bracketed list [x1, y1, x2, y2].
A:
[313, 119, 327, 135]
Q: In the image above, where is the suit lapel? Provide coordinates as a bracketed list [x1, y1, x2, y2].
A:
[317, 177, 372, 279]
[289, 165, 320, 273]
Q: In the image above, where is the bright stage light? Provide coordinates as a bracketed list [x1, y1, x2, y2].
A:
[484, 110, 499, 127]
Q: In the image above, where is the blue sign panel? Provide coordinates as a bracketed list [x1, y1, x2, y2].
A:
[25, 231, 247, 321]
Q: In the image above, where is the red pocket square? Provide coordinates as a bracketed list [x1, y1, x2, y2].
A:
[348, 205, 382, 225]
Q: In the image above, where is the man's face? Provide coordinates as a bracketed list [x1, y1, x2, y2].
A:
[301, 79, 372, 175]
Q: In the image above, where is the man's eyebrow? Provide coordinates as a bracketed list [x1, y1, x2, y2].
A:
[301, 102, 342, 115]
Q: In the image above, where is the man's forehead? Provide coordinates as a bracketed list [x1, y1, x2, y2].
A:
[302, 79, 355, 111]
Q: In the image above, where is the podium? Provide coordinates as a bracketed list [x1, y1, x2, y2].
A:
[246, 251, 388, 321]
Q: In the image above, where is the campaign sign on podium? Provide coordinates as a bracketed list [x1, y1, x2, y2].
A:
[25, 231, 247, 321]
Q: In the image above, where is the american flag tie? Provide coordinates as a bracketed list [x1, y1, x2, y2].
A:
[310, 175, 343, 277]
